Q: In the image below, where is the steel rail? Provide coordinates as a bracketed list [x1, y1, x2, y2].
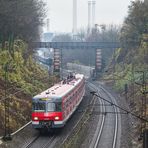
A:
[88, 82, 119, 148]
[88, 82, 106, 148]
[24, 135, 55, 148]
[112, 96, 118, 148]
[24, 134, 40, 148]
[99, 85, 119, 148]
[41, 136, 55, 148]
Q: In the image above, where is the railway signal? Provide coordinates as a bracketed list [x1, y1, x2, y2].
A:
[95, 49, 102, 72]
[53, 48, 61, 76]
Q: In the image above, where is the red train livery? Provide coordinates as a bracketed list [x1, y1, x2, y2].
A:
[32, 74, 85, 129]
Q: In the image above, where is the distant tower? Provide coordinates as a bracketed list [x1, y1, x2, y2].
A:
[47, 18, 50, 32]
[73, 0, 77, 35]
[92, 1, 96, 28]
[88, 0, 96, 32]
[88, 1, 92, 33]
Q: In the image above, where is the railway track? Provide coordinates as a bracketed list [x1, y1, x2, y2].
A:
[1, 82, 121, 148]
[23, 85, 95, 148]
[23, 134, 40, 148]
[88, 82, 121, 148]
[23, 133, 55, 148]
[88, 82, 106, 148]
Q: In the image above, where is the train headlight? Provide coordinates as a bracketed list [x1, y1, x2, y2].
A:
[34, 117, 39, 120]
[54, 116, 59, 120]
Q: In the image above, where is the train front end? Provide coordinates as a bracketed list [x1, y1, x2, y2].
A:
[32, 97, 63, 129]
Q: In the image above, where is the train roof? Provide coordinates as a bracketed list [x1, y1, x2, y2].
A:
[33, 74, 84, 101]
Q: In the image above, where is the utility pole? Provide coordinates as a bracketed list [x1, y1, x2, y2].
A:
[142, 71, 148, 148]
[3, 63, 12, 141]
[131, 63, 135, 106]
[124, 84, 128, 101]
[135, 71, 147, 145]
[3, 36, 14, 141]
[140, 71, 147, 135]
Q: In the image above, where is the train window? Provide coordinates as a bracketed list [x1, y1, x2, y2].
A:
[55, 102, 62, 111]
[47, 102, 55, 112]
[32, 102, 45, 112]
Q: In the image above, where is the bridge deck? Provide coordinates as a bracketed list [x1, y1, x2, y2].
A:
[32, 42, 120, 49]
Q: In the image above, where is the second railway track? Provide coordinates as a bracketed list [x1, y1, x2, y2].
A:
[88, 82, 121, 148]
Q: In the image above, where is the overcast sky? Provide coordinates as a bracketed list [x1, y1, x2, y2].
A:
[43, 0, 135, 33]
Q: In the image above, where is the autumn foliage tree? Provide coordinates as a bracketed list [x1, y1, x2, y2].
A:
[120, 0, 148, 49]
[0, 0, 46, 44]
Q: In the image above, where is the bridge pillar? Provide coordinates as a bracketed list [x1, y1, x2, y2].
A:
[95, 49, 102, 77]
[53, 48, 61, 76]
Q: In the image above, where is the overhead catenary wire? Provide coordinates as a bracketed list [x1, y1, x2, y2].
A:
[90, 91, 148, 123]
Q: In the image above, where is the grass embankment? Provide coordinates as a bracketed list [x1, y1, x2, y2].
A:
[0, 40, 56, 136]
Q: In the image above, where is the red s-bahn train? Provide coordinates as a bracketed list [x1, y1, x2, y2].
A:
[32, 74, 85, 129]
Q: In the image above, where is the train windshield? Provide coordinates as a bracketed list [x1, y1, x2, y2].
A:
[47, 102, 55, 112]
[32, 102, 46, 112]
[47, 102, 62, 112]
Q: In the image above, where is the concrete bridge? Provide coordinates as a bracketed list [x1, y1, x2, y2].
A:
[32, 41, 120, 75]
[32, 41, 120, 49]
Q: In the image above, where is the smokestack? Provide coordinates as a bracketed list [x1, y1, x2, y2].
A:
[47, 18, 50, 32]
[92, 1, 96, 28]
[73, 0, 77, 34]
[88, 1, 92, 33]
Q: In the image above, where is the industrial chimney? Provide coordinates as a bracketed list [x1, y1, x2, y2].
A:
[88, 0, 96, 33]
[73, 0, 77, 35]
[92, 1, 96, 28]
[47, 18, 50, 32]
[88, 1, 92, 33]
